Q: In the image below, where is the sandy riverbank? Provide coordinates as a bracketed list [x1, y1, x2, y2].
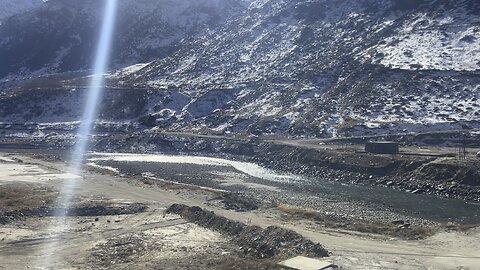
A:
[1, 151, 479, 269]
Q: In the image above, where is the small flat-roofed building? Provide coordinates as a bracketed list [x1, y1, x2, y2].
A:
[365, 141, 399, 154]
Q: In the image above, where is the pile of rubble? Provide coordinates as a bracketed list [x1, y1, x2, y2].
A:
[220, 192, 260, 212]
[166, 204, 329, 259]
[90, 234, 148, 267]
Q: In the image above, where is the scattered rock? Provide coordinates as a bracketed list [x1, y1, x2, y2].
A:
[392, 220, 404, 225]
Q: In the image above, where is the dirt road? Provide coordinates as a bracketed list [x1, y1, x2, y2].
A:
[0, 152, 479, 269]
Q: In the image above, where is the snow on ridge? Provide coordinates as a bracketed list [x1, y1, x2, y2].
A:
[108, 62, 152, 78]
[368, 8, 480, 71]
[249, 0, 270, 9]
[0, 0, 45, 24]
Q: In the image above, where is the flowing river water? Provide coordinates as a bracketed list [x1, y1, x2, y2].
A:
[90, 152, 480, 224]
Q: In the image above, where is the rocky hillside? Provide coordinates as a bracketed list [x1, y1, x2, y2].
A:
[0, 0, 248, 81]
[114, 0, 480, 137]
[1, 0, 479, 138]
[0, 0, 45, 24]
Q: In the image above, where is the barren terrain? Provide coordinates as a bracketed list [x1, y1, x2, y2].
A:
[1, 150, 479, 269]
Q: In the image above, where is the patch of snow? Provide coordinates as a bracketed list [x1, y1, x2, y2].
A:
[368, 10, 480, 71]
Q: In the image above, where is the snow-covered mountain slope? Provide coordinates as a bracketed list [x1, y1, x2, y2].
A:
[0, 0, 46, 24]
[0, 0, 248, 81]
[112, 0, 480, 137]
[1, 0, 479, 138]
[359, 1, 480, 71]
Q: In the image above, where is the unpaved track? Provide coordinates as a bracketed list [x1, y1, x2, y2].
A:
[207, 207, 480, 270]
[0, 153, 479, 269]
[0, 209, 191, 268]
[1, 215, 187, 254]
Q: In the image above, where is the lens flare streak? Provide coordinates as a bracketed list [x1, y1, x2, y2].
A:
[38, 0, 118, 267]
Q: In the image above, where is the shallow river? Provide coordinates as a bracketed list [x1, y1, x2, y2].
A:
[90, 153, 480, 224]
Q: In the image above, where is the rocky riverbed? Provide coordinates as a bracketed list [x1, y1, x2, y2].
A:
[2, 128, 479, 202]
[87, 152, 480, 242]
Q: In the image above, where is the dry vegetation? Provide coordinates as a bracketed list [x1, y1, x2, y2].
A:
[274, 202, 437, 240]
[0, 183, 57, 212]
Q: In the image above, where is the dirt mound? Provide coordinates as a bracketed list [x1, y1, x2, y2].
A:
[0, 202, 147, 224]
[166, 204, 329, 259]
[221, 193, 260, 212]
[57, 202, 148, 216]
